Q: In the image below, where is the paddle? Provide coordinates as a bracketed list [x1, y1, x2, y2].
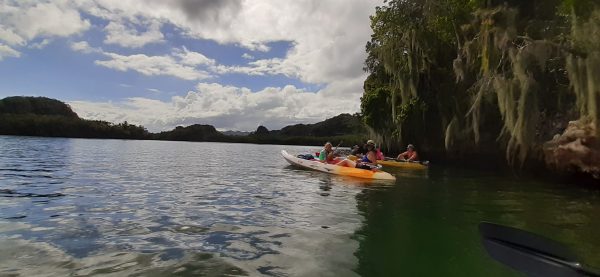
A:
[479, 222, 600, 277]
[332, 140, 344, 157]
[334, 140, 343, 151]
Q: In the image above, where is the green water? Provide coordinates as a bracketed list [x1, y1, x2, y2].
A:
[353, 169, 600, 276]
[0, 136, 598, 276]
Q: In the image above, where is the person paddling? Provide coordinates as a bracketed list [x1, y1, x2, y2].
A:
[397, 144, 419, 162]
[318, 142, 336, 163]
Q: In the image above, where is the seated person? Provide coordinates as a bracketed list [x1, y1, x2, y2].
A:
[376, 146, 385, 160]
[318, 142, 336, 163]
[337, 140, 378, 169]
[350, 145, 361, 156]
[397, 144, 419, 161]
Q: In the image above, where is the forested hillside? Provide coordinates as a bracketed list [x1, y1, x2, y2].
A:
[0, 97, 148, 139]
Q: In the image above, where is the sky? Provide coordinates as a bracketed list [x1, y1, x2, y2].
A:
[0, 0, 383, 132]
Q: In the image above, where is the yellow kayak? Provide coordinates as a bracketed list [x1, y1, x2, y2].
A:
[348, 155, 429, 170]
[282, 150, 396, 180]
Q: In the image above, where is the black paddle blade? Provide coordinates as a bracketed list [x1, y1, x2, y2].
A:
[479, 222, 598, 277]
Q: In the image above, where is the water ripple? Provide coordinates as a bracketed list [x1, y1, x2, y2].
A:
[0, 137, 364, 276]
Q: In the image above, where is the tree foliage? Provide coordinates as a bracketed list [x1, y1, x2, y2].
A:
[362, 0, 600, 165]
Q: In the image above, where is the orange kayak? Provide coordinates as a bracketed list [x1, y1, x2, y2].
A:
[281, 150, 396, 180]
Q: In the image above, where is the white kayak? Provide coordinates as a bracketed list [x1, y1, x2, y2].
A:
[281, 150, 396, 180]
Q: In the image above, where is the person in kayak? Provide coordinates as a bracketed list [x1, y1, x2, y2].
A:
[397, 144, 419, 161]
[319, 142, 336, 163]
[350, 144, 361, 156]
[350, 140, 368, 158]
[361, 140, 379, 163]
[337, 140, 378, 169]
[375, 145, 385, 160]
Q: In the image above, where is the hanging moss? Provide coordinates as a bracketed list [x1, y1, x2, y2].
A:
[454, 5, 572, 165]
[362, 0, 599, 170]
[567, 10, 600, 130]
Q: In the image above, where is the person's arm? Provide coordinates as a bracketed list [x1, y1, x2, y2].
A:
[408, 152, 418, 161]
[367, 152, 378, 164]
[397, 151, 407, 160]
[327, 151, 335, 161]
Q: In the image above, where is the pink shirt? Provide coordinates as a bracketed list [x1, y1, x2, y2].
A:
[376, 149, 384, 160]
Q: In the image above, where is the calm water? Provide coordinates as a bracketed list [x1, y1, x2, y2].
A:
[0, 136, 599, 276]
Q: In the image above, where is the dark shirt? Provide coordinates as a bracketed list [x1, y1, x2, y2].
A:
[359, 144, 368, 155]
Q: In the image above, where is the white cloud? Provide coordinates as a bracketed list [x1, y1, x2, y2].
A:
[212, 58, 299, 78]
[173, 46, 215, 66]
[74, 39, 293, 80]
[0, 28, 25, 46]
[0, 0, 90, 49]
[95, 52, 212, 81]
[69, 80, 363, 132]
[2, 0, 379, 83]
[0, 44, 20, 61]
[73, 0, 381, 83]
[182, 0, 379, 83]
[28, 39, 52, 49]
[241, 53, 254, 60]
[146, 88, 161, 93]
[238, 41, 270, 52]
[72, 42, 214, 80]
[103, 20, 164, 48]
[70, 41, 101, 54]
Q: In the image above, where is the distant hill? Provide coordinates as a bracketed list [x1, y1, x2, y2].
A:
[0, 96, 367, 146]
[222, 130, 250, 136]
[0, 96, 78, 118]
[274, 113, 366, 136]
[0, 96, 148, 139]
[154, 124, 227, 142]
[241, 114, 367, 146]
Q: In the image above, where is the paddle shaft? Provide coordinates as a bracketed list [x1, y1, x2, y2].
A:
[334, 141, 343, 152]
[488, 238, 598, 276]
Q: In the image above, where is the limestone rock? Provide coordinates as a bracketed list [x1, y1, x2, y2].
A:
[543, 120, 600, 180]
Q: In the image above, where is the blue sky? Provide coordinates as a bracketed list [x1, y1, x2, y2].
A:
[0, 0, 381, 131]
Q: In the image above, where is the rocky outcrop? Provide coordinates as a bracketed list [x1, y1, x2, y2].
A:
[544, 120, 600, 180]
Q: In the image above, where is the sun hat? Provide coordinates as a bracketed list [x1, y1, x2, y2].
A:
[407, 144, 415, 149]
[367, 140, 375, 145]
